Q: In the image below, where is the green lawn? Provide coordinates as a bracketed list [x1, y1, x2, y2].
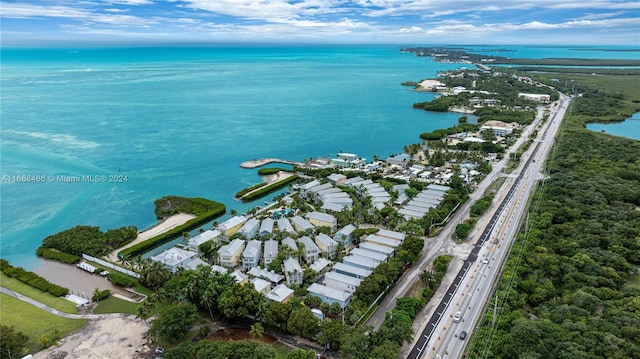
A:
[93, 295, 140, 314]
[0, 272, 77, 314]
[0, 293, 88, 353]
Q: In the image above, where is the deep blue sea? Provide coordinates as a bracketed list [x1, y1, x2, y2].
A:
[1, 44, 639, 269]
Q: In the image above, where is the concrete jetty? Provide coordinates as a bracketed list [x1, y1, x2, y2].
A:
[240, 158, 302, 169]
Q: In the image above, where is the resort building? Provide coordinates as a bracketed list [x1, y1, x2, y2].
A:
[364, 234, 401, 249]
[218, 238, 245, 268]
[480, 120, 520, 137]
[259, 218, 274, 238]
[150, 247, 198, 273]
[350, 248, 388, 263]
[218, 215, 247, 237]
[276, 217, 296, 234]
[307, 283, 352, 309]
[283, 257, 303, 286]
[518, 93, 551, 103]
[324, 271, 362, 294]
[327, 173, 347, 185]
[238, 218, 260, 239]
[343, 255, 380, 271]
[315, 233, 338, 258]
[263, 239, 279, 266]
[266, 284, 295, 303]
[332, 262, 372, 279]
[358, 242, 395, 257]
[187, 229, 221, 252]
[290, 216, 314, 233]
[251, 277, 271, 295]
[331, 153, 365, 168]
[230, 269, 249, 285]
[242, 240, 262, 270]
[376, 229, 406, 243]
[281, 237, 298, 252]
[310, 257, 331, 274]
[305, 211, 338, 231]
[298, 236, 320, 264]
[334, 224, 357, 246]
[248, 267, 284, 287]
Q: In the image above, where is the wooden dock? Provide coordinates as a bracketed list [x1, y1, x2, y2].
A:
[239, 158, 302, 169]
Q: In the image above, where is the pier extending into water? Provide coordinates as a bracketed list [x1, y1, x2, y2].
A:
[240, 158, 303, 168]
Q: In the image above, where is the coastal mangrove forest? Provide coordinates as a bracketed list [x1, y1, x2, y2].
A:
[467, 70, 640, 358]
[37, 225, 137, 258]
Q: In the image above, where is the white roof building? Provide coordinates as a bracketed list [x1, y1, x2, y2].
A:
[315, 233, 338, 258]
[283, 257, 303, 286]
[298, 235, 320, 263]
[376, 229, 406, 242]
[332, 262, 372, 279]
[242, 240, 262, 270]
[251, 277, 271, 295]
[230, 269, 249, 284]
[238, 218, 260, 239]
[350, 248, 388, 263]
[324, 271, 362, 294]
[259, 218, 274, 237]
[343, 255, 380, 270]
[281, 237, 298, 252]
[218, 215, 247, 236]
[248, 267, 284, 285]
[263, 239, 279, 266]
[187, 229, 221, 252]
[266, 284, 295, 303]
[358, 242, 395, 257]
[151, 247, 198, 273]
[276, 217, 296, 234]
[334, 224, 357, 246]
[218, 238, 246, 267]
[307, 283, 352, 309]
[364, 234, 401, 248]
[290, 216, 314, 233]
[305, 211, 338, 231]
[310, 257, 331, 274]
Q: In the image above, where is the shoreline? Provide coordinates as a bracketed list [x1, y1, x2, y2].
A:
[106, 212, 196, 262]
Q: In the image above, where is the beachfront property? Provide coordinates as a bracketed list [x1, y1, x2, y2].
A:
[323, 271, 362, 294]
[259, 218, 274, 237]
[334, 224, 357, 246]
[150, 247, 198, 273]
[266, 284, 295, 303]
[364, 234, 401, 249]
[248, 267, 284, 287]
[298, 236, 320, 263]
[305, 211, 337, 231]
[343, 254, 380, 271]
[518, 92, 551, 103]
[315, 233, 338, 258]
[276, 217, 296, 234]
[350, 248, 388, 264]
[332, 262, 372, 279]
[281, 237, 298, 252]
[331, 152, 365, 168]
[218, 238, 245, 267]
[238, 218, 260, 239]
[187, 229, 221, 252]
[263, 239, 279, 266]
[310, 257, 331, 274]
[327, 173, 347, 185]
[283, 257, 303, 286]
[480, 120, 520, 137]
[386, 153, 411, 167]
[251, 277, 271, 295]
[242, 240, 262, 270]
[307, 283, 352, 309]
[290, 216, 314, 233]
[218, 215, 247, 237]
[230, 269, 249, 285]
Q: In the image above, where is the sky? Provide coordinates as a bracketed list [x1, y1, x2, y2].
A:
[1, 0, 639, 46]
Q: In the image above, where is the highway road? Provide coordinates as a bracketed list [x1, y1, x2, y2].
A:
[407, 93, 571, 359]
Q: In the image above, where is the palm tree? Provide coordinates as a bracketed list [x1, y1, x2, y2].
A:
[136, 300, 155, 321]
[201, 284, 218, 320]
[250, 323, 264, 340]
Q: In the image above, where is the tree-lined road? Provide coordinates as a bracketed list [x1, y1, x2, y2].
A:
[407, 93, 571, 359]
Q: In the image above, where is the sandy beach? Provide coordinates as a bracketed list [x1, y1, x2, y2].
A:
[34, 316, 152, 359]
[418, 79, 445, 90]
[107, 213, 196, 262]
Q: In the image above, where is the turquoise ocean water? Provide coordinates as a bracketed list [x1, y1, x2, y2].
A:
[586, 112, 640, 140]
[1, 45, 638, 269]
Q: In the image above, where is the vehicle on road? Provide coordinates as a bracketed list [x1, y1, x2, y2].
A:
[459, 331, 467, 340]
[482, 258, 489, 264]
[453, 311, 462, 323]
